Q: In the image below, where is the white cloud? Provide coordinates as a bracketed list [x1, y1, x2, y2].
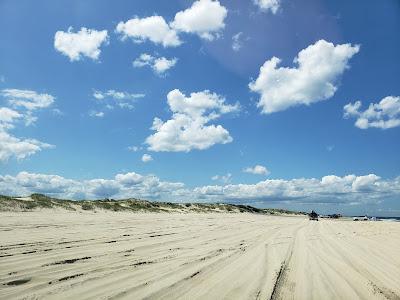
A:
[171, 0, 228, 41]
[91, 89, 145, 112]
[22, 112, 38, 127]
[352, 174, 380, 191]
[146, 89, 239, 152]
[0, 89, 55, 162]
[115, 172, 143, 186]
[232, 32, 243, 52]
[253, 0, 280, 14]
[54, 27, 109, 61]
[0, 131, 54, 162]
[243, 165, 270, 175]
[52, 108, 63, 116]
[153, 57, 178, 74]
[116, 16, 181, 47]
[93, 90, 145, 101]
[2, 89, 54, 111]
[211, 173, 232, 184]
[0, 171, 186, 200]
[133, 53, 177, 75]
[249, 40, 360, 114]
[116, 1, 227, 47]
[132, 53, 153, 67]
[142, 153, 153, 163]
[194, 174, 399, 205]
[89, 111, 104, 118]
[344, 96, 400, 129]
[128, 146, 140, 152]
[0, 107, 21, 125]
[93, 91, 105, 100]
[88, 179, 121, 198]
[2, 171, 399, 207]
[4, 172, 76, 195]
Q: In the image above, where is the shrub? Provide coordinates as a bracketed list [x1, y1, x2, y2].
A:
[24, 201, 38, 210]
[81, 203, 93, 210]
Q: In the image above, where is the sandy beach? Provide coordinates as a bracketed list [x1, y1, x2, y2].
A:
[0, 211, 399, 300]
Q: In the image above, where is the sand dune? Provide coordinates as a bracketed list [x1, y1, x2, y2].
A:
[0, 211, 399, 299]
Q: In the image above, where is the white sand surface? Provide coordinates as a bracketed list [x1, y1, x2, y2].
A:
[0, 211, 399, 299]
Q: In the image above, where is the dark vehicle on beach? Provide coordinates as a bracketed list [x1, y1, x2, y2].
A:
[309, 210, 318, 221]
[328, 214, 341, 219]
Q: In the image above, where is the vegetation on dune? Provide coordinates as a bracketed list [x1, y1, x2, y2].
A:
[81, 203, 94, 211]
[0, 194, 305, 215]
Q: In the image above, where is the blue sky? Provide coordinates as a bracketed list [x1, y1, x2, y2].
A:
[0, 0, 399, 216]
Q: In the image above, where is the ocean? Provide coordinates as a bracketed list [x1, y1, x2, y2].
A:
[376, 216, 400, 222]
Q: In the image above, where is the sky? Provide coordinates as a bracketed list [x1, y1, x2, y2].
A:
[0, 0, 399, 216]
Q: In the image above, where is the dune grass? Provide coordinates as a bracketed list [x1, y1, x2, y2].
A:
[0, 194, 304, 215]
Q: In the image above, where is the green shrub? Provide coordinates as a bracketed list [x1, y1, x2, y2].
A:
[24, 201, 38, 209]
[30, 194, 53, 208]
[81, 203, 93, 210]
[112, 203, 124, 211]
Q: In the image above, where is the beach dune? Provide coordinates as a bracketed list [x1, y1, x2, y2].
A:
[0, 211, 399, 299]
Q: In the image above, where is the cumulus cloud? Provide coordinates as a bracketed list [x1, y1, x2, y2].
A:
[116, 1, 227, 47]
[4, 172, 75, 194]
[249, 40, 360, 114]
[352, 174, 380, 191]
[88, 179, 121, 198]
[194, 174, 399, 205]
[0, 131, 54, 162]
[141, 154, 153, 163]
[131, 53, 153, 67]
[133, 53, 177, 75]
[2, 89, 54, 111]
[116, 16, 181, 47]
[243, 165, 270, 175]
[0, 171, 186, 200]
[1, 171, 398, 206]
[54, 27, 109, 61]
[0, 89, 55, 162]
[171, 0, 228, 41]
[153, 57, 178, 74]
[253, 0, 280, 14]
[146, 89, 239, 152]
[115, 172, 143, 186]
[344, 96, 400, 129]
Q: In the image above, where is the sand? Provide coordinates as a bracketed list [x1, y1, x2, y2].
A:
[0, 211, 399, 300]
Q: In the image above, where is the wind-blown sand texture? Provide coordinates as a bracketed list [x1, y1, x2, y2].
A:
[0, 212, 399, 300]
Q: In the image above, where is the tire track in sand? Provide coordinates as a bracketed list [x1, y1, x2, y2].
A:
[269, 221, 308, 300]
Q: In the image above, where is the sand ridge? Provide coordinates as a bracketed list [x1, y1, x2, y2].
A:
[0, 212, 399, 299]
